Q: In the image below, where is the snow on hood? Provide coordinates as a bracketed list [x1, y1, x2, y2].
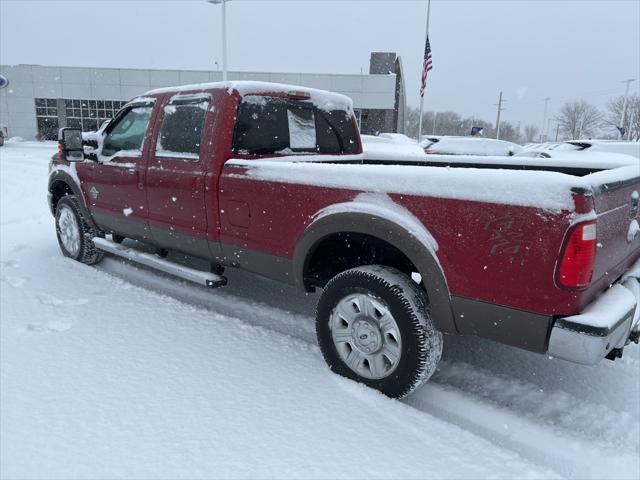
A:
[146, 80, 353, 112]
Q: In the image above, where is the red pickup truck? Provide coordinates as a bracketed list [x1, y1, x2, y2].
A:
[49, 81, 640, 398]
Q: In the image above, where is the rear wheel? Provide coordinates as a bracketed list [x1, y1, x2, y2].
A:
[55, 195, 103, 265]
[316, 265, 442, 399]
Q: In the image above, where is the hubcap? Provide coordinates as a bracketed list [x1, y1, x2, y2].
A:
[330, 293, 402, 380]
[58, 205, 81, 257]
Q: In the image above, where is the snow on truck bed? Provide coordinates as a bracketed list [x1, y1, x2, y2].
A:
[229, 158, 639, 212]
[2, 142, 639, 480]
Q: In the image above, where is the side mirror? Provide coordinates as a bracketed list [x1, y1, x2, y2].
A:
[58, 127, 84, 162]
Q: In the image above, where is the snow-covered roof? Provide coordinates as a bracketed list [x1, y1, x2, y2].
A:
[362, 137, 427, 162]
[145, 80, 353, 111]
[425, 137, 523, 156]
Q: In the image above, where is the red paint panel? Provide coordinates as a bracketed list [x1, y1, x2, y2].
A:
[217, 166, 639, 317]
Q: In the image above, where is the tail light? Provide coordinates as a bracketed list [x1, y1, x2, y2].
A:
[557, 221, 597, 288]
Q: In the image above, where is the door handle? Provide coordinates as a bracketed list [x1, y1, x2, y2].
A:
[126, 168, 136, 175]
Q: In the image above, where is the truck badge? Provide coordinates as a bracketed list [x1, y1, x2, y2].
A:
[90, 186, 99, 199]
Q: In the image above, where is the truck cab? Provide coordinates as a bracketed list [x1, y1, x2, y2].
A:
[51, 83, 360, 259]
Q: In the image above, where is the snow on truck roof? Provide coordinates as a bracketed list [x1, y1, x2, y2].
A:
[144, 80, 353, 111]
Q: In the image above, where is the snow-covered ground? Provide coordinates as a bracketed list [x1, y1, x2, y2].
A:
[1, 141, 639, 479]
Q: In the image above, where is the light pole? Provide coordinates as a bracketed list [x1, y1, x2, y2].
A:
[207, 0, 229, 81]
[494, 91, 505, 140]
[540, 97, 550, 142]
[619, 78, 636, 139]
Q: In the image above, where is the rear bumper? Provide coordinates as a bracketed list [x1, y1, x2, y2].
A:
[548, 259, 640, 365]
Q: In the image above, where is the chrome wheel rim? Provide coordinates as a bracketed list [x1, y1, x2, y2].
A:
[330, 293, 402, 380]
[58, 205, 81, 257]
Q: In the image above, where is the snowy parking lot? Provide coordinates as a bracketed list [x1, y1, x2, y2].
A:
[1, 141, 639, 479]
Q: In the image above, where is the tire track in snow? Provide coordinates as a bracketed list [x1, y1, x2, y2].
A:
[95, 255, 639, 479]
[408, 383, 639, 480]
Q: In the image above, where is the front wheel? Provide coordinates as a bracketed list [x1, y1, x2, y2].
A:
[316, 265, 443, 399]
[55, 195, 104, 265]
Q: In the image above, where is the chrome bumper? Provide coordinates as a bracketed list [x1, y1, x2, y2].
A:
[548, 260, 640, 365]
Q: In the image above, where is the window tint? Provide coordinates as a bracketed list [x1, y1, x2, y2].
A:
[232, 97, 358, 155]
[316, 110, 357, 154]
[157, 97, 209, 158]
[234, 98, 289, 154]
[102, 106, 153, 157]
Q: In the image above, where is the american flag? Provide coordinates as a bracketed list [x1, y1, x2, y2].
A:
[419, 36, 433, 97]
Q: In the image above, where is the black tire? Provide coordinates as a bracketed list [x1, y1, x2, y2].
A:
[0, 133, 4, 147]
[55, 195, 104, 265]
[316, 265, 443, 399]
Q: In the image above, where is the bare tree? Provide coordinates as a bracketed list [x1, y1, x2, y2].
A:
[404, 107, 422, 138]
[406, 109, 468, 138]
[496, 121, 523, 144]
[555, 100, 603, 140]
[606, 94, 640, 141]
[523, 124, 540, 143]
[404, 108, 522, 143]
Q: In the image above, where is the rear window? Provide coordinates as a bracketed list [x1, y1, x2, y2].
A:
[232, 96, 358, 155]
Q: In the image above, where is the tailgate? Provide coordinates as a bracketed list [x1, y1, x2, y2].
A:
[589, 164, 640, 283]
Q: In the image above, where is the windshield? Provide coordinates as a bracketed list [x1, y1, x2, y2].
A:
[232, 96, 358, 155]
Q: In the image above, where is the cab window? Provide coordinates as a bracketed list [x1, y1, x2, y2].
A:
[102, 105, 153, 157]
[156, 96, 210, 158]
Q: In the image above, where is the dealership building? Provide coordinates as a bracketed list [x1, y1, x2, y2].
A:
[0, 52, 406, 141]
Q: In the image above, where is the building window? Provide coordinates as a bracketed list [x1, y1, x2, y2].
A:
[64, 98, 127, 132]
[34, 98, 59, 140]
[35, 97, 128, 140]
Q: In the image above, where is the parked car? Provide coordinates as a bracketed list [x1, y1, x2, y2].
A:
[0, 125, 7, 146]
[361, 133, 426, 162]
[425, 136, 523, 156]
[520, 140, 640, 159]
[377, 133, 417, 144]
[49, 81, 640, 399]
[419, 135, 442, 150]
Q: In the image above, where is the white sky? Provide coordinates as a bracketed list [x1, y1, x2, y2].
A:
[1, 0, 639, 127]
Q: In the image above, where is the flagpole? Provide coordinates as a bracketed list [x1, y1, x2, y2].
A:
[418, 0, 431, 141]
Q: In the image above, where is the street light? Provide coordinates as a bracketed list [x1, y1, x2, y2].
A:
[619, 78, 636, 140]
[207, 0, 229, 81]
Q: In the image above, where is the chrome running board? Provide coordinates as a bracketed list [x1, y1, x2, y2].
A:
[92, 237, 227, 288]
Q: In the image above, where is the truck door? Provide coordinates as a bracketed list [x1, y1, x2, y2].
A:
[87, 101, 155, 241]
[145, 93, 211, 259]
